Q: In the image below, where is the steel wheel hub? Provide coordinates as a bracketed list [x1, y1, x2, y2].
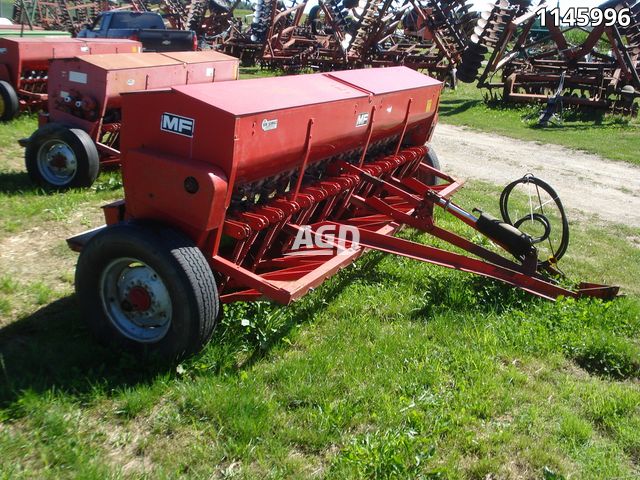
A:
[0, 96, 5, 117]
[126, 286, 153, 312]
[37, 139, 78, 186]
[100, 258, 172, 343]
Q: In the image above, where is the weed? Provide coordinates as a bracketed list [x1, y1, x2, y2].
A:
[0, 299, 10, 316]
[329, 429, 437, 479]
[28, 282, 54, 305]
[566, 335, 640, 380]
[0, 277, 18, 295]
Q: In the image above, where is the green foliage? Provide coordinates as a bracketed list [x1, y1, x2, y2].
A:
[93, 172, 123, 192]
[566, 334, 640, 380]
[330, 429, 438, 479]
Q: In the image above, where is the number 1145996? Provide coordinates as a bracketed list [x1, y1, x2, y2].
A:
[537, 7, 632, 28]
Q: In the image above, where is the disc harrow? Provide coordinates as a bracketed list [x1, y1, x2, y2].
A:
[9, 0, 480, 75]
[459, 0, 640, 115]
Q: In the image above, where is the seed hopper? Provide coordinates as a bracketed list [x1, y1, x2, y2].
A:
[0, 37, 141, 121]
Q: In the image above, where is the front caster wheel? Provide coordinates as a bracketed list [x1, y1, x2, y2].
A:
[25, 123, 99, 190]
[75, 223, 220, 359]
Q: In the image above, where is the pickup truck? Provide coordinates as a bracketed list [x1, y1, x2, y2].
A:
[77, 12, 196, 52]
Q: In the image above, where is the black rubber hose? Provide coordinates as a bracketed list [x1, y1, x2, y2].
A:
[499, 174, 569, 267]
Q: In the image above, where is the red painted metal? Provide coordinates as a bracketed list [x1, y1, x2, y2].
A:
[121, 67, 440, 187]
[68, 66, 619, 314]
[35, 50, 239, 163]
[0, 37, 142, 113]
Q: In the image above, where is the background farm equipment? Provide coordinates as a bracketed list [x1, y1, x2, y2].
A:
[21, 50, 239, 189]
[10, 0, 248, 41]
[215, 0, 340, 70]
[66, 66, 617, 358]
[7, 0, 479, 75]
[459, 0, 640, 115]
[341, 0, 473, 79]
[214, 0, 477, 75]
[10, 0, 148, 34]
[0, 18, 70, 36]
[0, 37, 141, 121]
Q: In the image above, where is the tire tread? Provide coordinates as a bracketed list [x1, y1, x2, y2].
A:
[0, 80, 19, 122]
[76, 222, 219, 358]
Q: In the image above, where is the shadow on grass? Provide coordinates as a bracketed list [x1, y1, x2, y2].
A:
[410, 271, 534, 321]
[442, 92, 630, 129]
[0, 171, 42, 195]
[438, 99, 483, 117]
[0, 296, 163, 407]
[0, 170, 123, 196]
[478, 98, 625, 131]
[0, 252, 389, 406]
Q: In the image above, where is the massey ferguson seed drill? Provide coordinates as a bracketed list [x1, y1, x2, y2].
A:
[67, 67, 617, 358]
[22, 50, 239, 189]
[0, 37, 141, 121]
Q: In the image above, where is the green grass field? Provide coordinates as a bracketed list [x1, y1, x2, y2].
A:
[0, 72, 639, 478]
[439, 83, 640, 165]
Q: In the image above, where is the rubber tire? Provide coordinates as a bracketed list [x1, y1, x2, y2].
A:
[25, 123, 99, 190]
[75, 222, 219, 359]
[0, 80, 19, 122]
[416, 144, 441, 186]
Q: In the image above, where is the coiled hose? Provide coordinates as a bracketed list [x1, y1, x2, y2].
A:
[499, 174, 569, 268]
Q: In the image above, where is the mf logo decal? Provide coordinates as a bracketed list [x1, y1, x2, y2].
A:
[261, 118, 278, 131]
[161, 113, 195, 138]
[355, 112, 369, 127]
[0, 48, 7, 54]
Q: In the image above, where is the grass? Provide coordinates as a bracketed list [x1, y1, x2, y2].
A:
[0, 217, 638, 478]
[440, 82, 640, 165]
[0, 0, 12, 19]
[0, 123, 125, 241]
[0, 73, 639, 478]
